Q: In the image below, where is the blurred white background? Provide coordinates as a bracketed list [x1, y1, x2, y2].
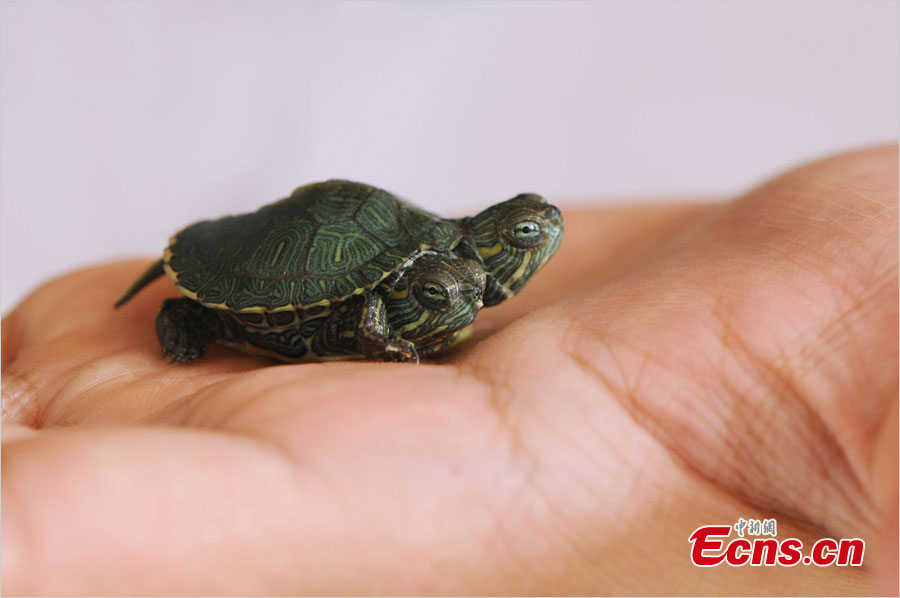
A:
[2, 1, 897, 312]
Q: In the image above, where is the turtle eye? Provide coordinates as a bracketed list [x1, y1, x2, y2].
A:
[417, 281, 451, 310]
[508, 219, 543, 248]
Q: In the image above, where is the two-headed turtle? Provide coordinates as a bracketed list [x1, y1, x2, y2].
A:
[115, 179, 563, 363]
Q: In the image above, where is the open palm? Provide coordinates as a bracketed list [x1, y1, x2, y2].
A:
[3, 146, 896, 595]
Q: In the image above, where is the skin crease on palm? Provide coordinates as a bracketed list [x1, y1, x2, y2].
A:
[1, 145, 897, 596]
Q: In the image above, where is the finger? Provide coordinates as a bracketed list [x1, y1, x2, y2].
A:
[0, 423, 39, 444]
[2, 365, 552, 596]
[3, 260, 165, 360]
[1, 261, 258, 426]
[2, 425, 312, 596]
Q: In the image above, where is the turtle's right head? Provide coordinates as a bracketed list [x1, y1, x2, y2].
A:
[463, 193, 564, 306]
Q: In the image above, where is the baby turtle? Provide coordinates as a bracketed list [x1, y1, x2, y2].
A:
[115, 179, 563, 363]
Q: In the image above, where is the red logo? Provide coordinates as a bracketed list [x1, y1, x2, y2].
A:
[689, 520, 864, 567]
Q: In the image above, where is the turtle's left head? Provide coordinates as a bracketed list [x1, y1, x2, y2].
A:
[385, 253, 486, 354]
[464, 193, 564, 306]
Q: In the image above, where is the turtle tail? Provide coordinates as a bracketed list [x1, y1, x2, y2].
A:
[114, 259, 165, 308]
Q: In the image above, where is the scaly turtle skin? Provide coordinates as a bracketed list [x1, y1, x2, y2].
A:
[115, 179, 564, 363]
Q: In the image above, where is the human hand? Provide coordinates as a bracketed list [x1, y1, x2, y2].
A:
[2, 145, 896, 595]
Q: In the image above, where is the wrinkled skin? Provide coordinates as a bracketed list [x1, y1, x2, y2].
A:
[2, 146, 897, 596]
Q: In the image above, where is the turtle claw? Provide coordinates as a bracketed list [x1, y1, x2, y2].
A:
[357, 336, 417, 363]
[379, 339, 419, 363]
[155, 298, 218, 364]
[165, 349, 191, 364]
[161, 339, 206, 364]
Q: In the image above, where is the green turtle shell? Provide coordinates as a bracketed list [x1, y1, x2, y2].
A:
[164, 180, 462, 312]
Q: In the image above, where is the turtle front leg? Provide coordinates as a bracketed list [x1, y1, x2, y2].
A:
[155, 298, 226, 363]
[356, 292, 419, 363]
